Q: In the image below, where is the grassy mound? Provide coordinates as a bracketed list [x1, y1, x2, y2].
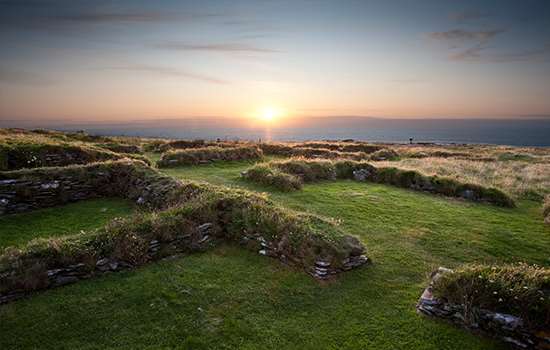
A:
[242, 164, 303, 191]
[0, 186, 366, 298]
[157, 146, 263, 167]
[544, 195, 550, 225]
[431, 263, 550, 330]
[258, 142, 387, 160]
[0, 141, 150, 171]
[243, 159, 515, 207]
[0, 160, 367, 300]
[95, 142, 142, 154]
[372, 167, 515, 207]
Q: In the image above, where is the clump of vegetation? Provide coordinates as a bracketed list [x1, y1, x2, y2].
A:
[369, 148, 399, 161]
[291, 147, 370, 160]
[272, 158, 337, 181]
[157, 146, 263, 167]
[95, 142, 142, 154]
[431, 263, 550, 330]
[373, 167, 515, 207]
[242, 164, 302, 191]
[243, 159, 514, 207]
[543, 195, 550, 225]
[0, 142, 150, 171]
[258, 142, 295, 156]
[142, 139, 168, 153]
[259, 142, 383, 159]
[374, 157, 550, 200]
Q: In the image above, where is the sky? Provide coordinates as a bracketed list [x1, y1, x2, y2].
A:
[0, 0, 549, 122]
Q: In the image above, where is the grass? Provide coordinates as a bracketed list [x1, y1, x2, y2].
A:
[1, 159, 548, 349]
[375, 157, 550, 200]
[0, 198, 135, 251]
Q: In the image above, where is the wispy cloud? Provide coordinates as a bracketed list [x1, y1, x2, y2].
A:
[153, 42, 279, 53]
[451, 43, 550, 63]
[449, 10, 490, 22]
[430, 29, 504, 42]
[104, 64, 229, 85]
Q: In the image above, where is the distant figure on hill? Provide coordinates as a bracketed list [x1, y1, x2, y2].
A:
[409, 137, 413, 144]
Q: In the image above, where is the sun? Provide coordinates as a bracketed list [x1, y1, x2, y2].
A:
[258, 106, 282, 122]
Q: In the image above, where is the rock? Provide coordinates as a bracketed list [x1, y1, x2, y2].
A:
[108, 261, 119, 270]
[460, 190, 475, 200]
[53, 275, 79, 286]
[96, 258, 109, 267]
[0, 179, 17, 185]
[315, 261, 331, 268]
[353, 168, 371, 182]
[343, 235, 365, 256]
[197, 223, 213, 233]
[40, 181, 59, 189]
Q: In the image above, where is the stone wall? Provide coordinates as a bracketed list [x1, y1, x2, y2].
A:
[0, 221, 214, 304]
[0, 160, 369, 303]
[417, 267, 550, 349]
[0, 160, 186, 215]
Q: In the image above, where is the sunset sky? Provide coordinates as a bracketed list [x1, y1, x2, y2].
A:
[1, 0, 549, 121]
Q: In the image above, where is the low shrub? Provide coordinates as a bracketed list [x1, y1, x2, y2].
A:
[431, 263, 550, 330]
[157, 146, 263, 167]
[242, 164, 302, 191]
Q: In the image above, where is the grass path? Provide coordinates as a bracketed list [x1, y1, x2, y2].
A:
[1, 159, 549, 349]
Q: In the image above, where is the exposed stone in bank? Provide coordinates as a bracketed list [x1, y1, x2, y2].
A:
[0, 160, 369, 304]
[417, 267, 550, 350]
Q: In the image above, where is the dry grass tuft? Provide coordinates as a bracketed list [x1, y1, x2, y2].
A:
[374, 158, 550, 200]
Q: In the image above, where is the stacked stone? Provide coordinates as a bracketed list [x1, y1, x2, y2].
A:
[0, 176, 101, 214]
[417, 267, 550, 350]
[0, 222, 216, 304]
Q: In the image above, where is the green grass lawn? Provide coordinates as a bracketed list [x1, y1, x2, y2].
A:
[0, 198, 135, 250]
[1, 159, 549, 349]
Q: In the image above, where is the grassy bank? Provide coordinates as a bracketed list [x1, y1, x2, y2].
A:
[1, 164, 549, 348]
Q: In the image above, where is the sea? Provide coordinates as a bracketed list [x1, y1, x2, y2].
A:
[1, 117, 549, 147]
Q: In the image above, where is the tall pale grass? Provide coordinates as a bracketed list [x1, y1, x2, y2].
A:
[374, 158, 550, 200]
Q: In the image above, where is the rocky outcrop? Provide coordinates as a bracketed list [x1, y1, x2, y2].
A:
[417, 267, 550, 349]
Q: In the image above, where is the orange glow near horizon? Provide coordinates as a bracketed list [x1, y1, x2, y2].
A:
[257, 106, 284, 122]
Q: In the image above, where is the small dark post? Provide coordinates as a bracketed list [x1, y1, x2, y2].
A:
[409, 137, 413, 144]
